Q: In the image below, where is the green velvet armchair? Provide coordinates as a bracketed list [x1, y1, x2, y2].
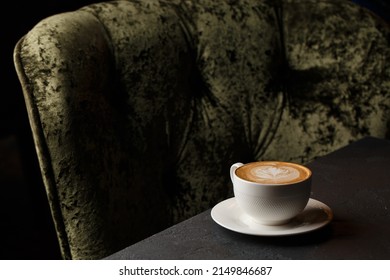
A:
[13, 0, 390, 259]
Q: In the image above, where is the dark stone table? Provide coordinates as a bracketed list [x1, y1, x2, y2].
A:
[106, 137, 390, 259]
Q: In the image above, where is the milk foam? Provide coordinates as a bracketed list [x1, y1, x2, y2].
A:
[251, 166, 300, 183]
[235, 161, 309, 184]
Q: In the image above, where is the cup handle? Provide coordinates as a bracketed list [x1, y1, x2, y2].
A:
[230, 162, 244, 183]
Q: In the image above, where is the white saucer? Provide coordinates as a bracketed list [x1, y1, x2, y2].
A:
[211, 198, 333, 236]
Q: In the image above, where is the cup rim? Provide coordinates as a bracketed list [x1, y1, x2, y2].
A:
[233, 161, 312, 186]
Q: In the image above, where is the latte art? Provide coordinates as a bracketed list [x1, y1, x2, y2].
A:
[251, 166, 300, 183]
[235, 161, 310, 184]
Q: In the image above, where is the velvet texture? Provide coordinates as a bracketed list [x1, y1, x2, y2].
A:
[14, 0, 390, 259]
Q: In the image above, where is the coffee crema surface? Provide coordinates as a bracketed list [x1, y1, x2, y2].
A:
[235, 161, 311, 184]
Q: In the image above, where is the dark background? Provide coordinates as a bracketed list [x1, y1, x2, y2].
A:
[0, 0, 388, 260]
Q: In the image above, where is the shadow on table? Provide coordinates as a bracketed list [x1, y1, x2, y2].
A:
[218, 223, 334, 247]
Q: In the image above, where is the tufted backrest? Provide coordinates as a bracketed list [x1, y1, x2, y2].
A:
[14, 0, 390, 259]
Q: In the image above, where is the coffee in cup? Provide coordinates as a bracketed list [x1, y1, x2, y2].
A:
[235, 161, 310, 184]
[231, 161, 312, 225]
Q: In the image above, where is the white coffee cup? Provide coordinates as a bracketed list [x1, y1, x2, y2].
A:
[230, 161, 312, 225]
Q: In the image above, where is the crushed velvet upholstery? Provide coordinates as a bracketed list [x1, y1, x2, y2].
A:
[14, 0, 390, 259]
